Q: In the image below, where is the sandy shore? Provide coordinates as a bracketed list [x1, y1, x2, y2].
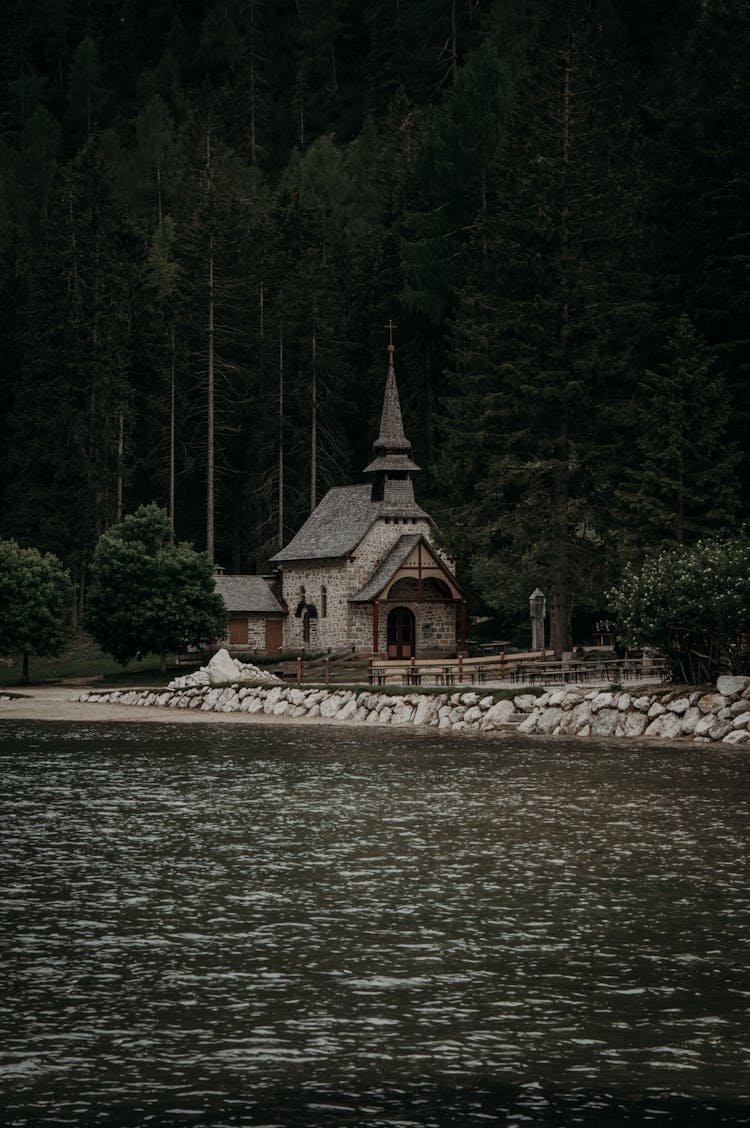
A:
[0, 685, 319, 726]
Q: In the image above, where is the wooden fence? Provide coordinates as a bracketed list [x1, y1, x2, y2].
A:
[282, 650, 669, 687]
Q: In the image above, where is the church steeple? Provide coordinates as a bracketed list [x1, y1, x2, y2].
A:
[373, 344, 412, 458]
[363, 333, 421, 505]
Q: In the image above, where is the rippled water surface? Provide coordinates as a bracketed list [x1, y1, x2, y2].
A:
[2, 721, 749, 1126]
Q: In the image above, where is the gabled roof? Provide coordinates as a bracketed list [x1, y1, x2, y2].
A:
[349, 534, 465, 604]
[214, 574, 284, 614]
[349, 534, 422, 602]
[269, 484, 429, 563]
[270, 485, 375, 563]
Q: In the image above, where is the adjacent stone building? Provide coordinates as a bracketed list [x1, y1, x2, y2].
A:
[213, 573, 285, 654]
[269, 345, 468, 658]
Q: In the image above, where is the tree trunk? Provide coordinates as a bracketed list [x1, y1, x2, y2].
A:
[231, 477, 242, 572]
[310, 294, 318, 514]
[549, 464, 571, 657]
[548, 48, 573, 658]
[76, 566, 86, 627]
[207, 231, 215, 561]
[169, 326, 175, 528]
[22, 653, 30, 684]
[156, 152, 163, 231]
[206, 128, 215, 562]
[116, 411, 124, 520]
[330, 42, 338, 93]
[249, 0, 257, 164]
[160, 650, 167, 675]
[278, 320, 285, 549]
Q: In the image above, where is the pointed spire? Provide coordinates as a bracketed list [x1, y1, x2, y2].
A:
[363, 335, 420, 478]
[373, 345, 412, 455]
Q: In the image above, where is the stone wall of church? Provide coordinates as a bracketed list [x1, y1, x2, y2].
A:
[278, 516, 458, 654]
[280, 559, 354, 652]
[349, 600, 457, 656]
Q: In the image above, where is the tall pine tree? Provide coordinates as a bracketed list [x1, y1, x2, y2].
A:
[440, 2, 646, 653]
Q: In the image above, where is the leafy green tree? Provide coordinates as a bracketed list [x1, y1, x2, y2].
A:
[0, 540, 71, 683]
[609, 536, 750, 684]
[85, 503, 226, 673]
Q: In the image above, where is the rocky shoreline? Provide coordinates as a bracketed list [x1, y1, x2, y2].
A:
[76, 674, 750, 745]
[513, 675, 750, 745]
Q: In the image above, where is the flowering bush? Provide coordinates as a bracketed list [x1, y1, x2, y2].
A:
[608, 536, 750, 683]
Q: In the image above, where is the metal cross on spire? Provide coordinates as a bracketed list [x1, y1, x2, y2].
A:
[384, 319, 398, 352]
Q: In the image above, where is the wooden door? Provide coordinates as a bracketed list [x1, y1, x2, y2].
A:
[387, 607, 415, 659]
[229, 617, 248, 645]
[265, 618, 283, 653]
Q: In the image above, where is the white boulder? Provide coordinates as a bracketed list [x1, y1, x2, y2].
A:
[592, 708, 619, 736]
[167, 647, 283, 690]
[716, 675, 750, 698]
[481, 700, 516, 729]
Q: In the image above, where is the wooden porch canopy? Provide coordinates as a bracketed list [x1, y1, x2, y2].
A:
[349, 533, 469, 653]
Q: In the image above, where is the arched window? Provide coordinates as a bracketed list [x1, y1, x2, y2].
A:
[320, 585, 327, 618]
[302, 612, 311, 643]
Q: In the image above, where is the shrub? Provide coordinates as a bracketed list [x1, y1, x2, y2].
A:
[608, 536, 750, 683]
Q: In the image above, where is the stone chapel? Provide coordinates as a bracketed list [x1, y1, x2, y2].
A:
[268, 343, 468, 659]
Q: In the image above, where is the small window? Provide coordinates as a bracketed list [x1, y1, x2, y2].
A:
[321, 585, 328, 618]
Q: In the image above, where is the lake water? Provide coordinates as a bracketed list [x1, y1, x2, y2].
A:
[1, 720, 749, 1127]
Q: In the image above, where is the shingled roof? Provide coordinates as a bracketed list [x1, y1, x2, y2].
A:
[349, 534, 422, 602]
[362, 348, 421, 476]
[270, 485, 429, 563]
[214, 574, 284, 614]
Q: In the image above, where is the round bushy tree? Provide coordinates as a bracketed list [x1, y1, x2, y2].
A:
[0, 541, 71, 683]
[85, 504, 226, 673]
[608, 536, 750, 683]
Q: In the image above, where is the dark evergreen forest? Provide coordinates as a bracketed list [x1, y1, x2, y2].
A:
[1, 0, 748, 645]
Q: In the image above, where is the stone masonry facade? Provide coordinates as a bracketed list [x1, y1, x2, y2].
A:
[219, 616, 269, 650]
[279, 516, 457, 655]
[348, 598, 457, 655]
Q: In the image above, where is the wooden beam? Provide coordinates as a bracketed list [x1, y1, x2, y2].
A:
[418, 541, 423, 600]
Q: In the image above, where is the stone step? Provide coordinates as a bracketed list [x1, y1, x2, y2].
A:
[498, 712, 526, 726]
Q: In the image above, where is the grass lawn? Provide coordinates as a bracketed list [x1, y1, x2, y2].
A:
[0, 633, 200, 688]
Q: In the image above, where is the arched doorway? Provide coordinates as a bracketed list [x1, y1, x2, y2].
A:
[387, 606, 415, 659]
